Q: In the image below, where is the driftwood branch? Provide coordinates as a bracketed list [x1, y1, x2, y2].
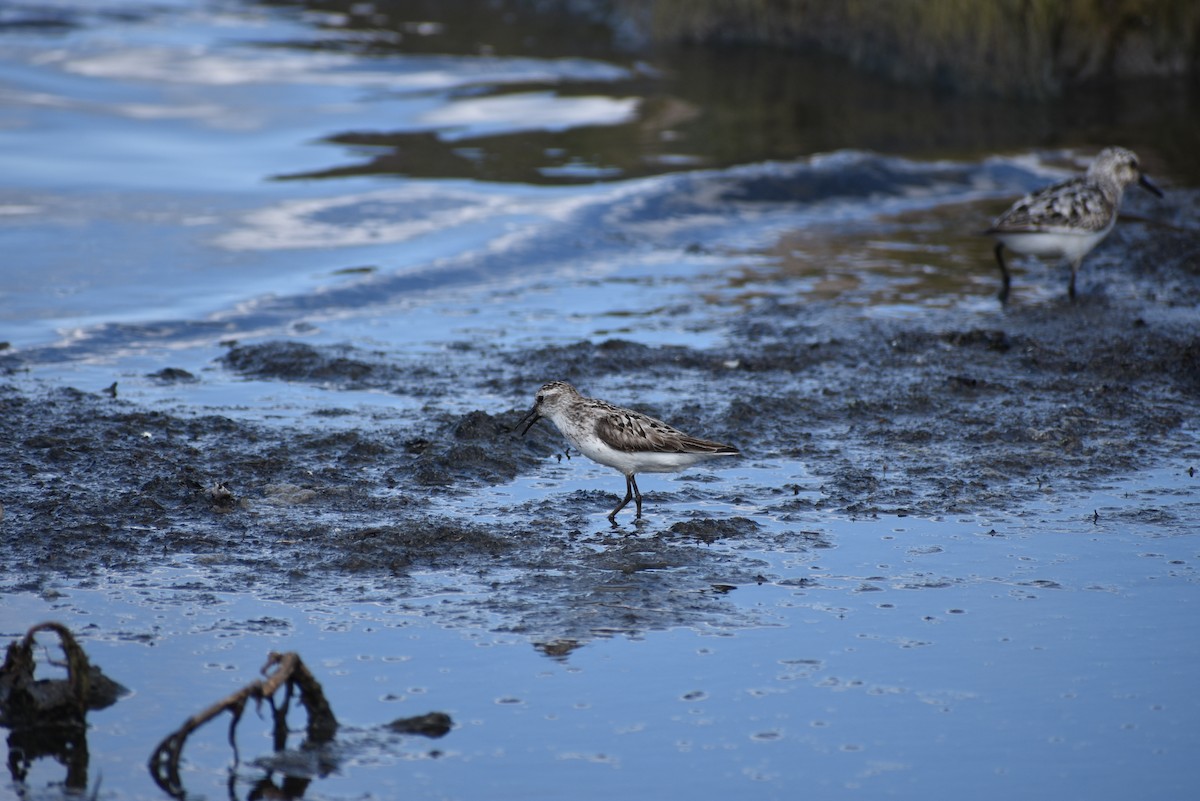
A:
[1, 621, 126, 725]
[1, 622, 129, 794]
[147, 651, 337, 799]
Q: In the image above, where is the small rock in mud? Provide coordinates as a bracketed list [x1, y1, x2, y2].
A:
[262, 483, 319, 505]
[386, 711, 453, 738]
[666, 517, 761, 543]
[220, 341, 396, 387]
[147, 367, 198, 383]
[324, 518, 515, 572]
[940, 329, 1013, 351]
[509, 338, 721, 389]
[412, 409, 548, 486]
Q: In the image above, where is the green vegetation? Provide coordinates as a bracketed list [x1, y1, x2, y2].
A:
[625, 0, 1199, 97]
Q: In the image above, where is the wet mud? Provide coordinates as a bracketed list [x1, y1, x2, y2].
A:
[2, 189, 1197, 641]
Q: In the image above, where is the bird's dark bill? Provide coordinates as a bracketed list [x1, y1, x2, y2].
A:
[1139, 174, 1164, 198]
[517, 408, 541, 436]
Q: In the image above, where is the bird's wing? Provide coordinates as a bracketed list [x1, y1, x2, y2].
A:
[989, 177, 1114, 234]
[595, 408, 737, 455]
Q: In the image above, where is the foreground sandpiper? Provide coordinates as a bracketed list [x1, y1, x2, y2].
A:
[517, 381, 740, 521]
[986, 147, 1162, 302]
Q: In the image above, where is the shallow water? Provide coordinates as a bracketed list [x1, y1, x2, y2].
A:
[2, 2, 1199, 800]
[7, 465, 1198, 800]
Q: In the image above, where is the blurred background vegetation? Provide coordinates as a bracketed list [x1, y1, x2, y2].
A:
[620, 0, 1199, 98]
[262, 0, 1199, 181]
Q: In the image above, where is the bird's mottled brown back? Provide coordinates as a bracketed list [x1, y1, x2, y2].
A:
[593, 403, 737, 455]
[989, 177, 1115, 234]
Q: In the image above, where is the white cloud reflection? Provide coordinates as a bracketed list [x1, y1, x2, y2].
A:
[47, 46, 630, 92]
[419, 92, 638, 139]
[214, 183, 625, 252]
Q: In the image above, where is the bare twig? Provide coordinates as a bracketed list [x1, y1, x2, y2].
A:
[147, 651, 337, 799]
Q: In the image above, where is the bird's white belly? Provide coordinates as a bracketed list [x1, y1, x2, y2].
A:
[570, 434, 718, 475]
[996, 228, 1110, 262]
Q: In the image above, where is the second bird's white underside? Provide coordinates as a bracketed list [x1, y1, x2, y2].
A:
[994, 227, 1111, 262]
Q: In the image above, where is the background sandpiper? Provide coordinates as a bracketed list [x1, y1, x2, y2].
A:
[987, 147, 1162, 302]
[518, 381, 740, 522]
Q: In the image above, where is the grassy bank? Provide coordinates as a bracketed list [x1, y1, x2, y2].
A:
[620, 0, 1199, 97]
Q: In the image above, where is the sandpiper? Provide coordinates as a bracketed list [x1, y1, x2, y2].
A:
[986, 147, 1162, 302]
[517, 381, 739, 521]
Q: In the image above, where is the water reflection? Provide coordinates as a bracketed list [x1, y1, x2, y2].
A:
[727, 200, 1010, 308]
[6, 726, 90, 796]
[257, 2, 1200, 184]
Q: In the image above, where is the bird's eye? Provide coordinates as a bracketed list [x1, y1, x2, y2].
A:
[536, 395, 544, 403]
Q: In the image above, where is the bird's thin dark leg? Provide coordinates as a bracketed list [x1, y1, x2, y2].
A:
[1068, 258, 1080, 301]
[630, 474, 643, 519]
[994, 243, 1011, 304]
[608, 475, 635, 521]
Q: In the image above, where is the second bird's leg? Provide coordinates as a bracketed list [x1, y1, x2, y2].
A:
[1067, 258, 1081, 301]
[994, 243, 1011, 304]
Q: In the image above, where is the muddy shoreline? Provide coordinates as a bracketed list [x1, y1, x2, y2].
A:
[3, 192, 1198, 624]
